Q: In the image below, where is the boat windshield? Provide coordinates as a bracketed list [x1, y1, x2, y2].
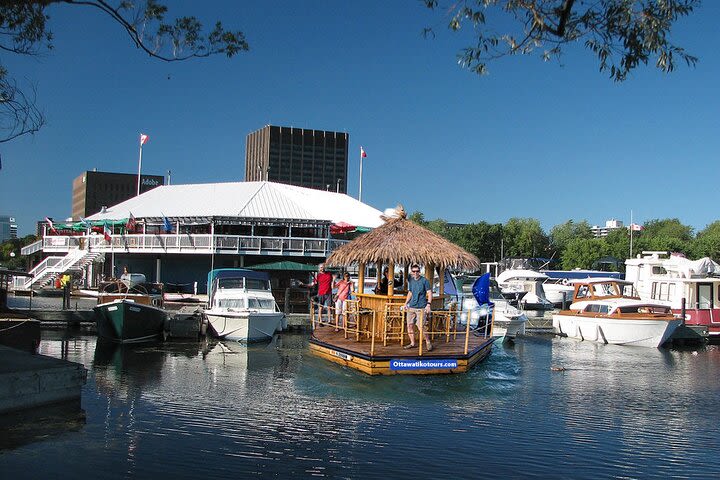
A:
[217, 299, 245, 309]
[217, 278, 270, 291]
[618, 305, 671, 314]
[248, 298, 276, 310]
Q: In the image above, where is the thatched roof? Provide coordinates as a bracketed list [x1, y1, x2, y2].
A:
[325, 208, 480, 270]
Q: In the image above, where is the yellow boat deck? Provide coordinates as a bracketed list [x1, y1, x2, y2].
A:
[308, 301, 495, 375]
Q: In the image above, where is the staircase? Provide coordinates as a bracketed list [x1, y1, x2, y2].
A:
[14, 248, 102, 291]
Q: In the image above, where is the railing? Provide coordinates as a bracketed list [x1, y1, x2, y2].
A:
[21, 240, 43, 256]
[13, 248, 89, 290]
[37, 233, 348, 257]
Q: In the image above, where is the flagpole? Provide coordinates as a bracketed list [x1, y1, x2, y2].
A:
[630, 210, 633, 259]
[358, 148, 363, 202]
[136, 141, 143, 196]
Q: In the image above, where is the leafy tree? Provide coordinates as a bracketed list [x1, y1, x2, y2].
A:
[408, 211, 427, 226]
[502, 217, 549, 258]
[634, 218, 693, 254]
[0, 234, 36, 270]
[561, 237, 608, 269]
[0, 0, 248, 144]
[549, 220, 593, 257]
[604, 228, 631, 261]
[691, 221, 720, 260]
[447, 222, 503, 263]
[423, 0, 699, 81]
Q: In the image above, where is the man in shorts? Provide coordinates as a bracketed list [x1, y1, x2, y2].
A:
[403, 264, 433, 351]
[308, 263, 334, 324]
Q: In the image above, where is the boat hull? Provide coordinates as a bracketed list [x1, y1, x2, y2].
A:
[93, 300, 167, 344]
[552, 313, 682, 348]
[493, 317, 527, 340]
[205, 310, 284, 342]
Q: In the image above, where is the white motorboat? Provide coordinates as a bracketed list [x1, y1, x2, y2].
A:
[204, 269, 285, 342]
[625, 251, 720, 338]
[496, 269, 554, 310]
[552, 279, 682, 348]
[459, 277, 527, 341]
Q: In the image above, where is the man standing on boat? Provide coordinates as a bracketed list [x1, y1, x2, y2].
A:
[306, 264, 334, 324]
[403, 264, 433, 351]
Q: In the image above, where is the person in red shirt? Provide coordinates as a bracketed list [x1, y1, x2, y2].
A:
[306, 263, 334, 323]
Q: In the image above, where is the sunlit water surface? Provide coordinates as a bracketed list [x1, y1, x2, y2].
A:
[2, 328, 719, 479]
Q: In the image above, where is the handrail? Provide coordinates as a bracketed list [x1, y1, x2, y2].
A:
[21, 240, 43, 256]
[37, 233, 347, 256]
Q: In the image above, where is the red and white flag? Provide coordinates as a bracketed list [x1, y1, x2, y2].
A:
[140, 133, 149, 146]
[45, 217, 57, 234]
[630, 223, 644, 231]
[360, 146, 367, 158]
[126, 212, 137, 231]
[103, 222, 112, 242]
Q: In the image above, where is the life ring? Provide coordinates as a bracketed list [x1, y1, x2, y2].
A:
[562, 278, 569, 286]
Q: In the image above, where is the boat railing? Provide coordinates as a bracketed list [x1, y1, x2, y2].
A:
[310, 299, 491, 356]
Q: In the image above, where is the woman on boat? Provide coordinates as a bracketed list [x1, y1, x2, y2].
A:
[334, 272, 354, 328]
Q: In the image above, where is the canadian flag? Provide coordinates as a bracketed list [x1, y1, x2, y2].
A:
[360, 146, 367, 158]
[140, 133, 149, 146]
[45, 217, 57, 234]
[630, 223, 644, 231]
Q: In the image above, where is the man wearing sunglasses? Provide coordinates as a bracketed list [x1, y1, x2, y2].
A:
[403, 264, 433, 351]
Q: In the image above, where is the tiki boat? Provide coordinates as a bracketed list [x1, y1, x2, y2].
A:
[312, 206, 495, 375]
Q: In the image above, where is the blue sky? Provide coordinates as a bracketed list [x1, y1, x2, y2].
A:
[1, 1, 718, 237]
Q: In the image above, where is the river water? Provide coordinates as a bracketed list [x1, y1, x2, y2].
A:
[2, 319, 720, 478]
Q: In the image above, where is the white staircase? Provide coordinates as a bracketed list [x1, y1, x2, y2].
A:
[14, 248, 102, 290]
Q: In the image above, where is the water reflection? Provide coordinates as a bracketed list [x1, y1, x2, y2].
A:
[0, 400, 86, 451]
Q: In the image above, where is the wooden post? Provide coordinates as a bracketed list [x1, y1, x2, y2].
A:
[387, 261, 394, 296]
[464, 309, 471, 355]
[376, 261, 383, 291]
[438, 265, 445, 297]
[359, 262, 365, 295]
[370, 311, 376, 356]
[403, 264, 409, 290]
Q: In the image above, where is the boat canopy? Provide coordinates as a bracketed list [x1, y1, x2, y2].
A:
[207, 268, 270, 298]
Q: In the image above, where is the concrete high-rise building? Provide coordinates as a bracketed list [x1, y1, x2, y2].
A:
[72, 171, 164, 220]
[245, 125, 349, 193]
[0, 215, 18, 242]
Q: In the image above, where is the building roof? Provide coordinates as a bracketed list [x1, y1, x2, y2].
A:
[86, 181, 383, 228]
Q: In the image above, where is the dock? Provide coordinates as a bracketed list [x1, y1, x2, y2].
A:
[0, 345, 87, 414]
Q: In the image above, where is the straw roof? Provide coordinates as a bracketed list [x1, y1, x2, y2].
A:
[325, 206, 480, 270]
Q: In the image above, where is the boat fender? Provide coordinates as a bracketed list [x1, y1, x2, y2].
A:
[152, 298, 161, 307]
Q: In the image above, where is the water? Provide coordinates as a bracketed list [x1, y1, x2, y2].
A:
[2, 328, 720, 479]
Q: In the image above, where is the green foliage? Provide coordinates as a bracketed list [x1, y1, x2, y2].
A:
[0, 235, 36, 270]
[0, 1, 248, 144]
[691, 221, 720, 259]
[423, 0, 699, 81]
[410, 211, 718, 269]
[549, 220, 593, 255]
[561, 238, 608, 270]
[502, 218, 549, 258]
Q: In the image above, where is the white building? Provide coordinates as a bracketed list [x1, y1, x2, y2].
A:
[19, 182, 384, 292]
[591, 219, 624, 238]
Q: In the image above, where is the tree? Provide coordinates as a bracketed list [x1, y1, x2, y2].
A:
[446, 222, 503, 263]
[549, 220, 593, 257]
[561, 237, 608, 269]
[634, 218, 693, 254]
[0, 1, 248, 144]
[502, 217, 549, 258]
[691, 221, 720, 260]
[423, 0, 698, 81]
